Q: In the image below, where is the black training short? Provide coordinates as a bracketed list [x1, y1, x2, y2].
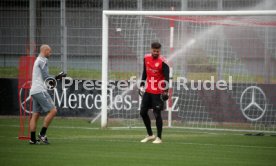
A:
[140, 92, 165, 111]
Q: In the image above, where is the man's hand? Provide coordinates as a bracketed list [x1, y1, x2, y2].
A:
[160, 90, 169, 101]
[55, 71, 67, 80]
[138, 86, 145, 97]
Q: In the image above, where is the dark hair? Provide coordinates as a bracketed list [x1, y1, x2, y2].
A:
[151, 42, 161, 49]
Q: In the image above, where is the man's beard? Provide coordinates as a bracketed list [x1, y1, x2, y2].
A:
[152, 54, 159, 59]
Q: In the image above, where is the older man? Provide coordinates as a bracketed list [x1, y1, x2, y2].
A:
[29, 44, 57, 144]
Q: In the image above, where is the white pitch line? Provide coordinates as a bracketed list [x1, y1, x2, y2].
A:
[2, 124, 276, 135]
[1, 125, 275, 149]
[46, 137, 276, 149]
[169, 142, 276, 149]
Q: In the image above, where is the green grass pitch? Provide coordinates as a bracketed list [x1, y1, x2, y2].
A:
[0, 117, 276, 166]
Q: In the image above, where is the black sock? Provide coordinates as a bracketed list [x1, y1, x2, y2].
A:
[40, 127, 47, 136]
[31, 132, 36, 142]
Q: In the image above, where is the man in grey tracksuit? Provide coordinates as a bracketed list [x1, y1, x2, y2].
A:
[29, 44, 57, 144]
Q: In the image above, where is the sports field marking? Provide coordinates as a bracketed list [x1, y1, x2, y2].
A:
[3, 134, 275, 150]
[47, 137, 276, 149]
[2, 124, 276, 150]
[1, 124, 275, 136]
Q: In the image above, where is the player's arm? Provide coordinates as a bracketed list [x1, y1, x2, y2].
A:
[138, 58, 147, 96]
[162, 62, 170, 91]
[161, 62, 170, 101]
[39, 61, 51, 81]
[39, 60, 66, 81]
[140, 58, 147, 87]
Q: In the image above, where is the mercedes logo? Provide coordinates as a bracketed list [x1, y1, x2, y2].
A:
[240, 86, 267, 121]
[19, 81, 32, 114]
[19, 80, 57, 113]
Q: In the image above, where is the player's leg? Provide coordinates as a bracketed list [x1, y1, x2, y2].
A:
[152, 94, 164, 144]
[29, 95, 41, 144]
[153, 109, 163, 140]
[41, 107, 57, 135]
[140, 92, 155, 142]
[34, 92, 56, 144]
[140, 92, 152, 136]
[29, 112, 40, 144]
[30, 112, 40, 132]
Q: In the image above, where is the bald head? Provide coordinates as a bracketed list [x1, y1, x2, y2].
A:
[40, 44, 52, 58]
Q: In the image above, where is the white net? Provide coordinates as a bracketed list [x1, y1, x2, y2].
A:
[104, 13, 276, 132]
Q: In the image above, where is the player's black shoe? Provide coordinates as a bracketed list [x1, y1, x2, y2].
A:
[38, 134, 49, 144]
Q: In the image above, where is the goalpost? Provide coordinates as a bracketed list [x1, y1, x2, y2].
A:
[101, 10, 276, 132]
